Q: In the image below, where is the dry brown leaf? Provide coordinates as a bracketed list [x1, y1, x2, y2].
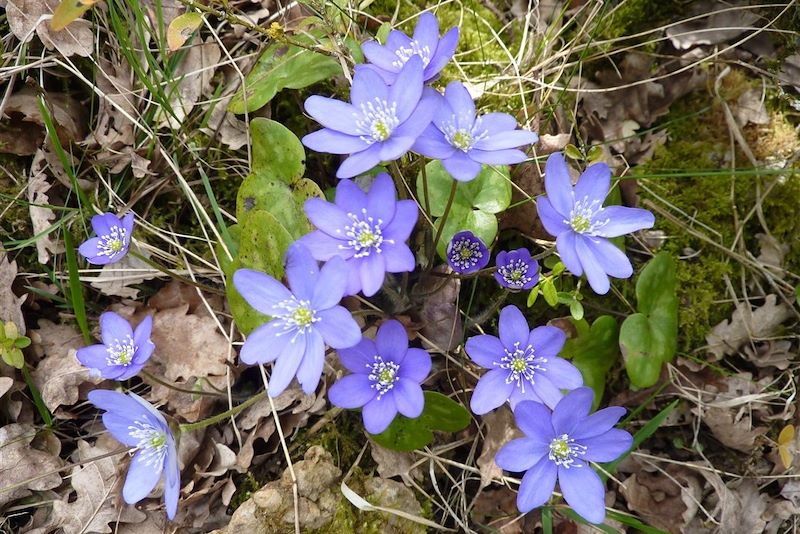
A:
[742, 340, 794, 370]
[89, 247, 158, 299]
[476, 405, 521, 488]
[537, 133, 570, 154]
[28, 154, 65, 264]
[159, 38, 221, 129]
[471, 486, 527, 534]
[3, 87, 86, 144]
[755, 233, 789, 278]
[0, 423, 63, 508]
[87, 57, 138, 153]
[369, 441, 418, 482]
[0, 377, 14, 398]
[734, 88, 769, 126]
[778, 54, 800, 93]
[6, 0, 93, 57]
[413, 267, 463, 352]
[703, 406, 766, 453]
[705, 294, 794, 361]
[0, 247, 26, 334]
[665, 2, 759, 50]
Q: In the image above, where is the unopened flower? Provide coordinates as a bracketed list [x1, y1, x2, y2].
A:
[78, 212, 134, 265]
[302, 57, 438, 178]
[76, 312, 154, 380]
[412, 81, 538, 182]
[329, 320, 431, 434]
[359, 12, 459, 85]
[464, 305, 582, 414]
[297, 174, 418, 297]
[494, 248, 539, 290]
[446, 231, 489, 274]
[88, 389, 180, 520]
[536, 153, 655, 294]
[233, 244, 362, 397]
[495, 388, 633, 524]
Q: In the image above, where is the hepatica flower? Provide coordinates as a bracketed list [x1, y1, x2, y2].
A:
[359, 12, 459, 84]
[495, 388, 633, 524]
[494, 248, 539, 290]
[302, 56, 438, 179]
[329, 320, 431, 434]
[88, 389, 180, 520]
[76, 312, 154, 380]
[536, 152, 655, 294]
[446, 230, 489, 274]
[79, 212, 134, 265]
[412, 81, 539, 182]
[464, 305, 582, 414]
[233, 244, 362, 397]
[297, 173, 418, 297]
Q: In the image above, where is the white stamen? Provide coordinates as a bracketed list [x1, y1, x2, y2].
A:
[367, 355, 400, 399]
[356, 98, 400, 144]
[391, 40, 432, 68]
[128, 419, 168, 468]
[565, 195, 609, 235]
[548, 433, 588, 468]
[339, 209, 393, 258]
[495, 342, 547, 393]
[106, 335, 137, 367]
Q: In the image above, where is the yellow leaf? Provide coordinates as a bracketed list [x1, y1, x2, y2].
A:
[778, 424, 795, 469]
[167, 12, 203, 52]
[51, 0, 100, 32]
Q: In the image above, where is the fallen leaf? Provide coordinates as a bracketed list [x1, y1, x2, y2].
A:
[755, 233, 789, 278]
[167, 12, 203, 51]
[703, 406, 766, 453]
[705, 294, 794, 361]
[370, 441, 418, 482]
[3, 86, 85, 144]
[28, 153, 65, 264]
[50, 0, 100, 32]
[537, 133, 570, 154]
[89, 247, 158, 298]
[0, 423, 63, 508]
[742, 339, 794, 370]
[778, 424, 794, 469]
[778, 54, 800, 93]
[0, 377, 14, 398]
[665, 2, 760, 50]
[7, 0, 93, 57]
[159, 38, 221, 129]
[476, 406, 521, 489]
[412, 267, 463, 352]
[734, 88, 769, 126]
[0, 246, 26, 334]
[86, 57, 138, 153]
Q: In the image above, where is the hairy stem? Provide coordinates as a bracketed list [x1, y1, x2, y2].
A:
[178, 392, 265, 433]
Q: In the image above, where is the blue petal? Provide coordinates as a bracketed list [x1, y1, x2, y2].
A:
[512, 400, 555, 444]
[122, 451, 163, 504]
[468, 148, 529, 165]
[390, 56, 424, 122]
[544, 152, 574, 215]
[164, 444, 180, 520]
[101, 413, 141, 446]
[100, 311, 133, 345]
[412, 130, 456, 159]
[296, 330, 325, 394]
[573, 162, 611, 204]
[233, 269, 292, 313]
[328, 373, 376, 408]
[393, 89, 438, 139]
[472, 130, 539, 151]
[412, 12, 439, 52]
[285, 243, 320, 302]
[516, 456, 557, 513]
[424, 26, 459, 79]
[78, 237, 104, 264]
[297, 231, 350, 262]
[381, 244, 416, 273]
[572, 407, 627, 440]
[508, 383, 545, 410]
[375, 320, 409, 364]
[498, 305, 530, 349]
[495, 437, 547, 472]
[555, 231, 582, 276]
[595, 206, 655, 238]
[443, 82, 475, 127]
[304, 96, 361, 136]
[127, 392, 169, 429]
[363, 396, 398, 434]
[361, 40, 398, 72]
[575, 236, 611, 294]
[120, 212, 135, 236]
[536, 197, 570, 236]
[382, 200, 419, 243]
[239, 322, 292, 365]
[544, 357, 583, 390]
[89, 390, 154, 427]
[396, 348, 431, 383]
[351, 66, 390, 107]
[335, 176, 368, 214]
[558, 464, 606, 524]
[465, 335, 504, 369]
[528, 326, 566, 359]
[337, 337, 376, 373]
[442, 151, 482, 182]
[132, 315, 153, 349]
[551, 387, 594, 435]
[393, 378, 424, 418]
[366, 173, 397, 225]
[315, 306, 362, 349]
[359, 252, 386, 297]
[584, 238, 633, 278]
[304, 198, 352, 238]
[311, 256, 348, 310]
[76, 344, 111, 375]
[470, 367, 514, 415]
[531, 374, 564, 409]
[479, 112, 518, 135]
[91, 213, 119, 236]
[267, 335, 306, 397]
[302, 129, 367, 155]
[581, 429, 633, 462]
[378, 136, 414, 165]
[337, 144, 383, 179]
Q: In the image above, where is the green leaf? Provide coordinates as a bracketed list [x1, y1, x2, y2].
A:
[561, 315, 619, 408]
[14, 336, 31, 349]
[1, 346, 24, 369]
[526, 287, 539, 307]
[249, 118, 306, 186]
[433, 204, 497, 258]
[416, 391, 471, 432]
[418, 160, 511, 217]
[542, 278, 558, 307]
[620, 253, 678, 388]
[228, 35, 341, 114]
[370, 416, 433, 452]
[564, 143, 582, 160]
[569, 300, 584, 321]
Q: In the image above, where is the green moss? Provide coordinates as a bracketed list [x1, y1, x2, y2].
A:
[597, 0, 691, 41]
[228, 472, 261, 512]
[293, 409, 365, 469]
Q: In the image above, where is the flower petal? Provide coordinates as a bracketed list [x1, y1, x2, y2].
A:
[508, 382, 545, 410]
[311, 256, 348, 310]
[393, 91, 438, 142]
[315, 306, 362, 349]
[572, 407, 627, 440]
[556, 231, 583, 276]
[390, 56, 424, 122]
[76, 344, 111, 373]
[285, 243, 320, 302]
[531, 375, 564, 409]
[495, 437, 547, 472]
[558, 464, 606, 524]
[544, 152, 574, 215]
[479, 112, 518, 135]
[296, 231, 349, 262]
[359, 252, 386, 297]
[468, 148, 529, 165]
[133, 315, 154, 356]
[239, 322, 291, 365]
[100, 311, 133, 346]
[412, 12, 439, 51]
[304, 96, 361, 136]
[296, 330, 325, 394]
[361, 40, 398, 72]
[120, 212, 135, 235]
[101, 413, 141, 446]
[337, 144, 383, 179]
[383, 200, 419, 243]
[528, 326, 566, 359]
[584, 238, 633, 278]
[91, 213, 119, 236]
[381, 244, 416, 273]
[581, 429, 633, 462]
[350, 66, 389, 107]
[516, 456, 557, 513]
[470, 367, 514, 415]
[512, 400, 555, 444]
[302, 128, 367, 154]
[337, 337, 376, 372]
[329, 373, 376, 408]
[536, 197, 570, 236]
[465, 334, 504, 369]
[78, 237, 106, 264]
[573, 162, 611, 204]
[366, 173, 397, 224]
[444, 81, 475, 125]
[424, 26, 459, 79]
[595, 206, 655, 238]
[336, 177, 369, 214]
[498, 305, 530, 349]
[163, 446, 180, 520]
[304, 198, 352, 237]
[412, 127, 456, 159]
[363, 396, 398, 434]
[375, 320, 409, 364]
[472, 130, 539, 151]
[393, 378, 424, 418]
[233, 269, 292, 313]
[575, 236, 610, 294]
[397, 348, 431, 382]
[551, 387, 594, 435]
[442, 151, 483, 182]
[122, 451, 163, 505]
[544, 357, 583, 390]
[268, 336, 306, 397]
[88, 390, 151, 423]
[378, 135, 415, 162]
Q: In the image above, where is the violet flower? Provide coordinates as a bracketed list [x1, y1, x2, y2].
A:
[78, 212, 134, 265]
[359, 12, 459, 85]
[446, 230, 489, 274]
[297, 173, 418, 297]
[464, 305, 582, 415]
[494, 248, 539, 290]
[412, 81, 538, 182]
[76, 312, 154, 380]
[233, 244, 362, 397]
[328, 320, 431, 434]
[302, 56, 438, 179]
[88, 389, 180, 520]
[495, 388, 633, 524]
[536, 152, 655, 294]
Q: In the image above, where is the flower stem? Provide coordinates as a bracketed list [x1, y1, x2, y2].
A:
[430, 180, 458, 265]
[178, 391, 265, 433]
[141, 370, 245, 399]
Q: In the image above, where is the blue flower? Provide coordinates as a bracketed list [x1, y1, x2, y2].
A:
[412, 81, 538, 182]
[494, 248, 539, 290]
[302, 56, 438, 178]
[536, 153, 655, 294]
[78, 212, 134, 265]
[359, 12, 459, 85]
[76, 312, 154, 380]
[233, 244, 362, 397]
[328, 320, 431, 434]
[464, 305, 583, 415]
[297, 174, 418, 297]
[495, 388, 633, 524]
[88, 389, 180, 520]
[446, 230, 489, 274]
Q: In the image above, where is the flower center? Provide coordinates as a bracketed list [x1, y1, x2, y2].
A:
[496, 342, 547, 392]
[451, 130, 473, 151]
[98, 226, 128, 258]
[442, 115, 487, 153]
[342, 209, 393, 258]
[497, 259, 534, 289]
[106, 335, 137, 367]
[273, 297, 319, 340]
[447, 237, 484, 271]
[128, 419, 168, 467]
[548, 433, 587, 468]
[566, 196, 608, 235]
[391, 40, 432, 68]
[357, 98, 399, 143]
[367, 355, 400, 399]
